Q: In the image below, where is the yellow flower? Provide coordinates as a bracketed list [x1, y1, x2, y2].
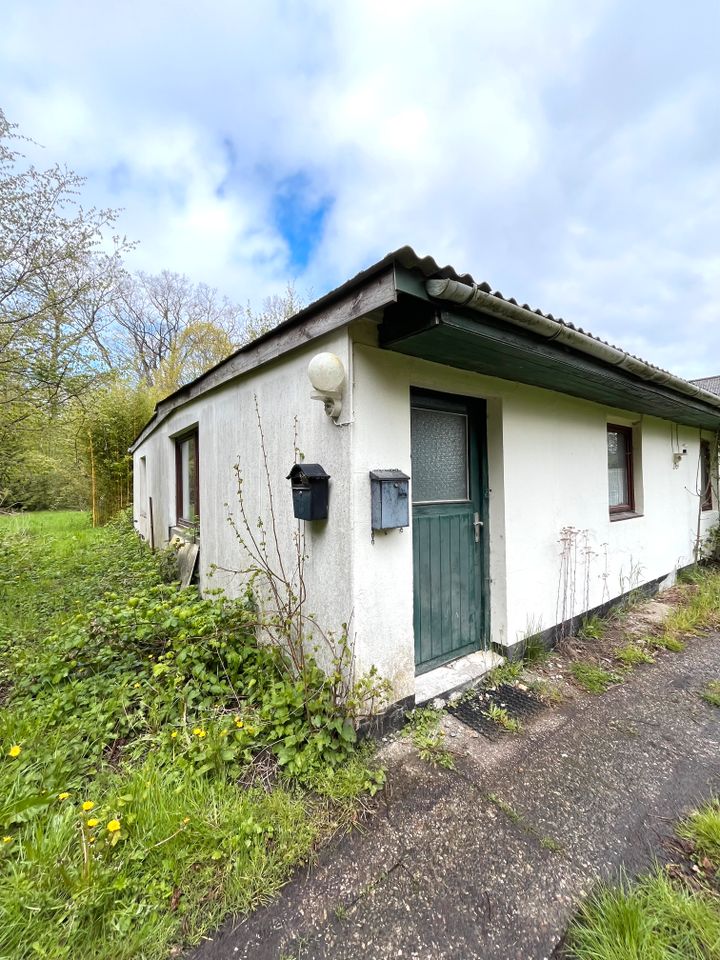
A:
[82, 801, 95, 812]
[192, 728, 206, 738]
[86, 818, 99, 828]
[170, 731, 178, 739]
[2, 836, 12, 843]
[106, 819, 121, 833]
[88, 836, 96, 844]
[182, 817, 190, 824]
[58, 792, 70, 801]
[8, 745, 21, 758]
[234, 719, 243, 728]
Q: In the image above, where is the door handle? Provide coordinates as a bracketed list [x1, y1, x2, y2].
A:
[473, 512, 484, 543]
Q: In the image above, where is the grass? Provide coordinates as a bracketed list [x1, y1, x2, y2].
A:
[677, 798, 720, 863]
[570, 661, 623, 694]
[488, 793, 521, 823]
[614, 642, 655, 666]
[482, 702, 522, 734]
[0, 511, 383, 960]
[568, 870, 720, 960]
[486, 660, 524, 687]
[700, 680, 720, 708]
[568, 797, 720, 959]
[521, 633, 550, 666]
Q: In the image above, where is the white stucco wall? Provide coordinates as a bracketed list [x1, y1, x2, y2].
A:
[134, 322, 718, 705]
[348, 334, 718, 689]
[133, 329, 355, 672]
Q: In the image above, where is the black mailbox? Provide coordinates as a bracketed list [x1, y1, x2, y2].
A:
[287, 463, 330, 521]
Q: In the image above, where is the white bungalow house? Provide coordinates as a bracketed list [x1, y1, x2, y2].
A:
[131, 247, 720, 710]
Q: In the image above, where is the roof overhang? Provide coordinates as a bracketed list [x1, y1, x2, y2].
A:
[381, 282, 720, 431]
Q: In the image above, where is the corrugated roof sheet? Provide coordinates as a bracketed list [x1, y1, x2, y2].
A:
[132, 245, 720, 447]
[385, 246, 677, 381]
[691, 375, 720, 396]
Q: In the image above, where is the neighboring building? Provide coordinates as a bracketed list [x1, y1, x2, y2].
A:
[131, 247, 720, 709]
[691, 375, 720, 397]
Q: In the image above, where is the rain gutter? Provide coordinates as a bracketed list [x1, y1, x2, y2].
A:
[425, 278, 720, 413]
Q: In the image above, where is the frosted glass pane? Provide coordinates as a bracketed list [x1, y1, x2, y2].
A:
[411, 408, 468, 503]
[607, 430, 629, 507]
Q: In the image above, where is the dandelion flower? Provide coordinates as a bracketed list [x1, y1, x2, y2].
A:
[86, 818, 99, 828]
[58, 792, 70, 801]
[82, 801, 95, 812]
[182, 817, 190, 824]
[106, 819, 121, 833]
[2, 836, 12, 843]
[8, 745, 21, 758]
[192, 728, 206, 738]
[234, 718, 243, 728]
[88, 837, 96, 844]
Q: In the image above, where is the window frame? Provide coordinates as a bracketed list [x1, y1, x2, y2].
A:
[700, 439, 713, 512]
[174, 428, 200, 528]
[607, 423, 635, 516]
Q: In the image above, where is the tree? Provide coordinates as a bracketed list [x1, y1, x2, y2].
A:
[108, 271, 243, 385]
[0, 108, 130, 423]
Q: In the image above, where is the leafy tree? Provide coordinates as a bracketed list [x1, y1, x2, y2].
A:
[0, 108, 129, 423]
[108, 270, 243, 385]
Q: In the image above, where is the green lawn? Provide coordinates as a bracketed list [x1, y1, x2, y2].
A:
[0, 511, 382, 960]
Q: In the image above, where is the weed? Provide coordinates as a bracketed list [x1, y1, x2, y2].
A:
[521, 633, 549, 666]
[526, 679, 564, 706]
[488, 793, 521, 823]
[486, 660, 523, 688]
[403, 708, 454, 769]
[578, 615, 605, 640]
[540, 836, 564, 853]
[570, 662, 622, 695]
[482, 703, 522, 734]
[700, 680, 720, 708]
[614, 643, 655, 666]
[650, 633, 686, 652]
[0, 511, 384, 960]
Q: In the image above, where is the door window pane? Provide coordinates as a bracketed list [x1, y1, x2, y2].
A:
[411, 408, 468, 503]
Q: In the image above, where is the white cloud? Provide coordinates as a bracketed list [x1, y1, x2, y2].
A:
[1, 0, 720, 377]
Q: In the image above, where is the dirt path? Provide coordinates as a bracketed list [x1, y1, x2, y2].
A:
[191, 632, 720, 960]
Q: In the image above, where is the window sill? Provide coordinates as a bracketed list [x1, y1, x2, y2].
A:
[609, 511, 643, 522]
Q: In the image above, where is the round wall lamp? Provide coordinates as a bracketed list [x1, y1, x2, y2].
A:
[308, 352, 345, 419]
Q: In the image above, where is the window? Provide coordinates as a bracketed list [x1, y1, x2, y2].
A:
[607, 424, 634, 515]
[411, 406, 469, 503]
[175, 429, 199, 527]
[700, 439, 713, 512]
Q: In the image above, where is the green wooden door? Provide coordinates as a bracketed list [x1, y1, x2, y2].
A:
[411, 391, 487, 674]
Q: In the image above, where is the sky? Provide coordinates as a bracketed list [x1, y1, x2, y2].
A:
[2, 0, 719, 378]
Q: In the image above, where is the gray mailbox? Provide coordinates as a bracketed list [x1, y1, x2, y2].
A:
[287, 463, 330, 521]
[370, 469, 410, 530]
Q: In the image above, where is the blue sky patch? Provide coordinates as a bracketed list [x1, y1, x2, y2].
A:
[272, 172, 333, 271]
